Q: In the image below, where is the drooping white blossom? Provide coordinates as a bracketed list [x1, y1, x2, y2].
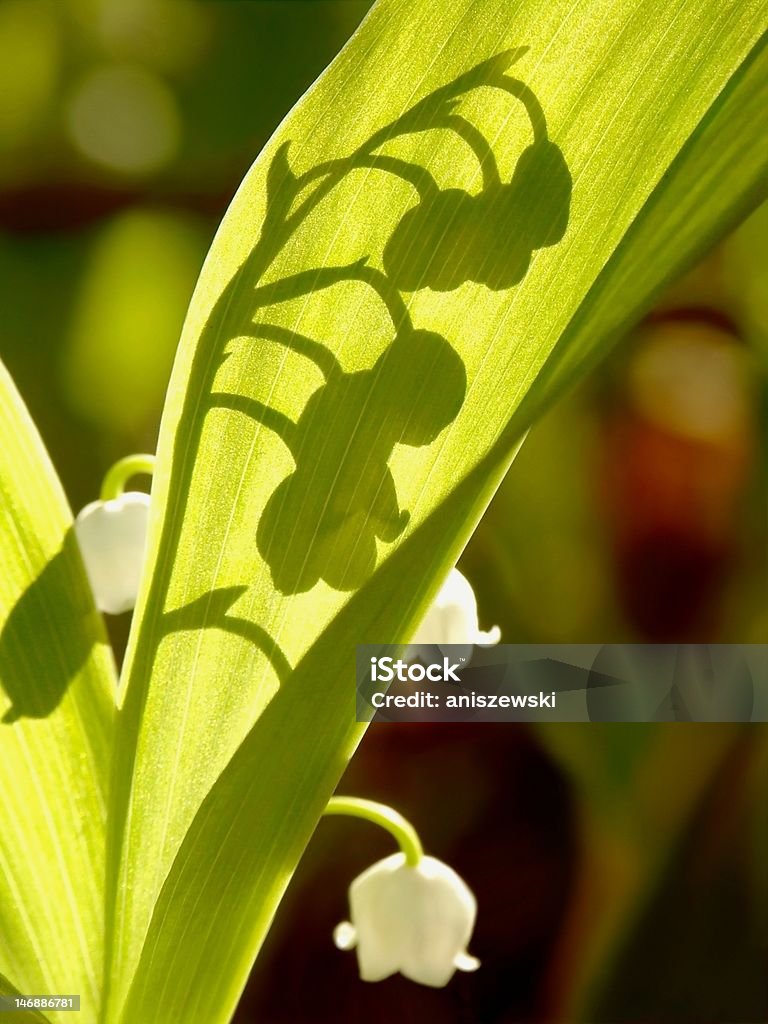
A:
[409, 568, 500, 661]
[74, 491, 150, 614]
[334, 852, 480, 987]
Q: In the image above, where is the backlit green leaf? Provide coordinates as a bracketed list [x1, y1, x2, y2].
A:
[0, 360, 116, 1024]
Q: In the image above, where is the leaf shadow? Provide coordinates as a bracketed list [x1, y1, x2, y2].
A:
[0, 528, 101, 724]
[188, 46, 572, 598]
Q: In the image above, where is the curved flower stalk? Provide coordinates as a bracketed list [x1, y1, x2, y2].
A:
[408, 567, 500, 662]
[325, 796, 479, 987]
[74, 454, 155, 614]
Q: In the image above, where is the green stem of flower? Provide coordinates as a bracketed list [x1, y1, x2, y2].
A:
[323, 796, 424, 866]
[100, 454, 156, 502]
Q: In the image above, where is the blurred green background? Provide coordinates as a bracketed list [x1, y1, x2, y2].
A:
[1, 2, 765, 1021]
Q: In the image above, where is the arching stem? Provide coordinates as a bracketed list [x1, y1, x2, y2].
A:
[100, 454, 156, 502]
[323, 796, 424, 866]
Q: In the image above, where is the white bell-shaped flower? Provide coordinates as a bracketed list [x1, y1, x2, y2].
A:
[334, 852, 480, 987]
[409, 568, 500, 662]
[74, 491, 150, 614]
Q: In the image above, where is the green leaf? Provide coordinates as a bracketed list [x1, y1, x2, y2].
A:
[0, 360, 116, 1023]
[105, 2, 767, 1021]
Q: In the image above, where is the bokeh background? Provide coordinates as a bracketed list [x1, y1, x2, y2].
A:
[1, 2, 766, 1020]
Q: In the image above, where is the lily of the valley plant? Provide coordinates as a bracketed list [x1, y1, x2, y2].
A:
[0, 1, 765, 1022]
[74, 459, 485, 988]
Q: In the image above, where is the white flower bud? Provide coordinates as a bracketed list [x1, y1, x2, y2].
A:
[74, 491, 150, 614]
[409, 568, 500, 660]
[334, 852, 480, 987]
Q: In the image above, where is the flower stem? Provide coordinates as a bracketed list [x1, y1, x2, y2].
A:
[323, 796, 424, 866]
[100, 454, 156, 502]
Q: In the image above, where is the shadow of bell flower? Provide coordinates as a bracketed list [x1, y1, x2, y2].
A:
[256, 326, 466, 594]
[383, 139, 571, 292]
